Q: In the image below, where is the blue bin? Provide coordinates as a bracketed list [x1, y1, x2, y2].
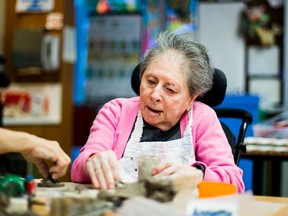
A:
[216, 94, 260, 191]
[71, 146, 82, 164]
[216, 94, 259, 137]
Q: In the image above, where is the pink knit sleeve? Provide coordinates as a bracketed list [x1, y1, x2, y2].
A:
[71, 99, 122, 183]
[71, 98, 139, 183]
[192, 103, 245, 193]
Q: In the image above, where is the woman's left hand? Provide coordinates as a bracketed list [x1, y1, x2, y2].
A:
[151, 160, 199, 177]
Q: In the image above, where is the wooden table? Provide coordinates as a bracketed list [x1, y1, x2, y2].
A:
[31, 182, 288, 216]
[242, 149, 288, 196]
[32, 195, 288, 216]
[254, 196, 288, 216]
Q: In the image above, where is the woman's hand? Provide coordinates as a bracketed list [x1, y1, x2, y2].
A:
[151, 160, 200, 177]
[85, 150, 120, 189]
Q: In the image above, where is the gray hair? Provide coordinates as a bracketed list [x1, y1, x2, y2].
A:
[140, 30, 214, 97]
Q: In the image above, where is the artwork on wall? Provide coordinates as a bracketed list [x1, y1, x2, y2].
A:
[166, 0, 199, 35]
[239, 0, 284, 108]
[238, 0, 283, 47]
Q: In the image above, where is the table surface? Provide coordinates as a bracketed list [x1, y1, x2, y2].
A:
[243, 150, 288, 158]
[32, 195, 288, 216]
[254, 196, 288, 216]
[30, 182, 288, 216]
[242, 142, 288, 160]
[244, 137, 288, 158]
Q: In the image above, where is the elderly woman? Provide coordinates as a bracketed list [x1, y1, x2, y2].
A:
[71, 30, 244, 192]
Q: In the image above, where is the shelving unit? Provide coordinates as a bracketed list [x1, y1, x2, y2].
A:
[3, 0, 75, 181]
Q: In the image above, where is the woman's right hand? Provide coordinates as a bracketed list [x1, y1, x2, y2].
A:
[85, 150, 120, 189]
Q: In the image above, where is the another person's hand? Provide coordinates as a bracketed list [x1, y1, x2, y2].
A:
[85, 150, 120, 189]
[151, 160, 202, 178]
[21, 136, 71, 179]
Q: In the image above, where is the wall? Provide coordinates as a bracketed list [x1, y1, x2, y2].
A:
[198, 2, 245, 94]
[282, 1, 288, 197]
[0, 0, 5, 55]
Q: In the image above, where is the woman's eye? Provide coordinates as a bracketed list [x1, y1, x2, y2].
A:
[166, 88, 175, 93]
[148, 79, 156, 85]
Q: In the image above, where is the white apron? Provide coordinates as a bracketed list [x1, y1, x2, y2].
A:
[119, 109, 196, 183]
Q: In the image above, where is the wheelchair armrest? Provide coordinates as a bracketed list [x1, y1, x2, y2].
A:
[214, 108, 253, 165]
[213, 108, 253, 125]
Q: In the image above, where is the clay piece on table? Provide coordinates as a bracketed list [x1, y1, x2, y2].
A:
[98, 177, 178, 204]
[49, 197, 114, 216]
[37, 173, 64, 188]
[138, 155, 161, 181]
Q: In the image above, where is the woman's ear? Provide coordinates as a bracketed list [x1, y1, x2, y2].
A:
[187, 94, 200, 111]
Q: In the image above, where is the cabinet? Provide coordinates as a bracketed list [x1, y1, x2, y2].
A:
[3, 0, 74, 181]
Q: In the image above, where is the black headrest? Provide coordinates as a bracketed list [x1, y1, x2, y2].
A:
[131, 63, 141, 96]
[131, 63, 227, 107]
[0, 56, 10, 88]
[196, 68, 227, 107]
[0, 56, 5, 64]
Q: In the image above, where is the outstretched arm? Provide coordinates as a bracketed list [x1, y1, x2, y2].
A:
[0, 128, 71, 179]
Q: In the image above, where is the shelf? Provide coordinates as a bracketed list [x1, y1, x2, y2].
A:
[3, 116, 61, 126]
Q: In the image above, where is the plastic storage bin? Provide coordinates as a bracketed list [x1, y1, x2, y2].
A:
[215, 94, 260, 192]
[216, 94, 260, 137]
[253, 111, 288, 139]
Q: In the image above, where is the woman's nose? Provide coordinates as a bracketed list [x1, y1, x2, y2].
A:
[150, 86, 162, 101]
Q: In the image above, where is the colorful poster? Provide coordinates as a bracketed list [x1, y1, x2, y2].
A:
[166, 0, 199, 35]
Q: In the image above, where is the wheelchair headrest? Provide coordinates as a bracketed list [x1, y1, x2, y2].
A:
[197, 68, 227, 107]
[130, 63, 227, 107]
[0, 56, 10, 88]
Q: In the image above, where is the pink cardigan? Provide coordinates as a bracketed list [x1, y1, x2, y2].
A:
[71, 97, 244, 192]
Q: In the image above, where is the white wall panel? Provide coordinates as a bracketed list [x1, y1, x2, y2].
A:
[198, 2, 245, 93]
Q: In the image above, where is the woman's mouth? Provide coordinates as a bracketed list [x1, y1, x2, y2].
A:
[147, 106, 163, 114]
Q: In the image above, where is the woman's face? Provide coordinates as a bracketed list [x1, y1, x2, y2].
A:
[140, 52, 195, 131]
